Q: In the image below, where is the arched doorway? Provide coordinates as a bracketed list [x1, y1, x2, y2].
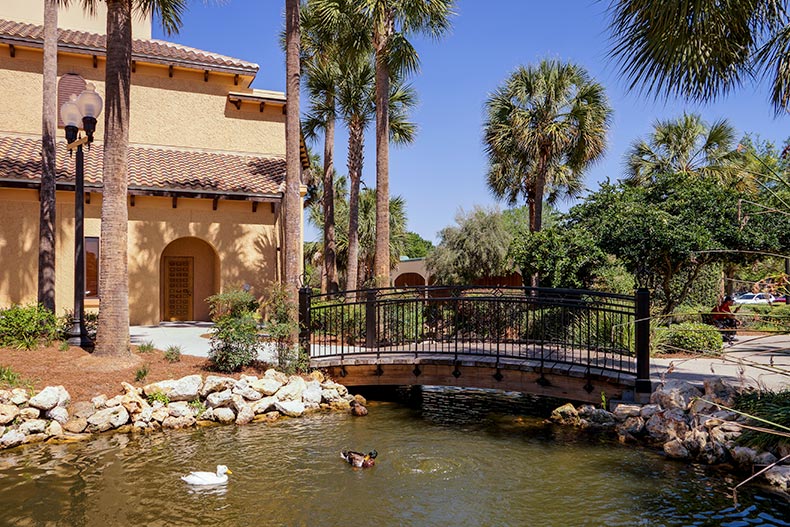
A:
[394, 272, 427, 287]
[160, 237, 220, 322]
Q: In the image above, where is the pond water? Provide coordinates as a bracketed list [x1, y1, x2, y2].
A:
[0, 387, 788, 527]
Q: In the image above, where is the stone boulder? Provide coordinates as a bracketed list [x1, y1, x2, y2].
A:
[28, 386, 70, 411]
[232, 379, 263, 402]
[213, 407, 236, 424]
[703, 378, 738, 407]
[70, 401, 96, 419]
[682, 427, 708, 457]
[19, 419, 48, 435]
[200, 376, 235, 397]
[0, 430, 25, 449]
[19, 407, 40, 420]
[578, 405, 617, 429]
[612, 404, 641, 420]
[251, 396, 277, 415]
[321, 388, 343, 404]
[46, 420, 63, 437]
[144, 375, 202, 402]
[87, 406, 130, 433]
[264, 369, 288, 384]
[10, 388, 29, 406]
[232, 395, 254, 425]
[729, 446, 758, 469]
[250, 377, 282, 396]
[646, 409, 690, 443]
[650, 380, 702, 411]
[162, 415, 196, 429]
[0, 404, 19, 425]
[617, 416, 645, 436]
[45, 407, 69, 424]
[663, 438, 691, 459]
[550, 403, 581, 426]
[206, 389, 233, 409]
[276, 376, 307, 401]
[350, 400, 368, 417]
[275, 400, 305, 417]
[63, 417, 88, 434]
[764, 466, 790, 491]
[302, 381, 322, 408]
[167, 402, 192, 418]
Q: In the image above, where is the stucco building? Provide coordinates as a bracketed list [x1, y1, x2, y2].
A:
[0, 3, 304, 325]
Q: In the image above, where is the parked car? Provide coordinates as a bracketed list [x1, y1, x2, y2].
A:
[773, 295, 787, 303]
[733, 292, 776, 304]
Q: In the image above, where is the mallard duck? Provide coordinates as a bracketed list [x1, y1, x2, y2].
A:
[341, 450, 377, 468]
[180, 465, 232, 485]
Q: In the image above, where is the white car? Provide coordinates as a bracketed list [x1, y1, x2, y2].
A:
[733, 293, 776, 304]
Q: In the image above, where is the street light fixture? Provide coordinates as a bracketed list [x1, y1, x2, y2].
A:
[61, 83, 103, 348]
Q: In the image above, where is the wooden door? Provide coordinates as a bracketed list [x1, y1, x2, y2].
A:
[164, 256, 194, 321]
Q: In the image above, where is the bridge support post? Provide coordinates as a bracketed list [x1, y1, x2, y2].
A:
[299, 286, 311, 356]
[635, 288, 651, 395]
[365, 289, 377, 349]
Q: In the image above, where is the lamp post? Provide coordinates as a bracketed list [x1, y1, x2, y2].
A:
[61, 83, 103, 348]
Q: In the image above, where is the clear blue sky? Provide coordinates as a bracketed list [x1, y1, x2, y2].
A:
[154, 1, 790, 244]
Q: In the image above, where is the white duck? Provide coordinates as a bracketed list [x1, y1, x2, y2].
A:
[181, 465, 232, 485]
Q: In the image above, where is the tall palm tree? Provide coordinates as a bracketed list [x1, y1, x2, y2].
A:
[332, 56, 415, 295]
[38, 0, 59, 312]
[87, 0, 186, 357]
[625, 113, 752, 190]
[483, 60, 612, 287]
[283, 0, 302, 314]
[607, 0, 790, 114]
[363, 0, 455, 288]
[300, 0, 368, 294]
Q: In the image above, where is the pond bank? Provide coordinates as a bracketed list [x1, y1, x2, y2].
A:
[0, 370, 364, 450]
[549, 377, 790, 496]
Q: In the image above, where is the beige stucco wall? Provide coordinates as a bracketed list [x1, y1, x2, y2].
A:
[0, 46, 283, 156]
[0, 188, 280, 325]
[0, 1, 152, 39]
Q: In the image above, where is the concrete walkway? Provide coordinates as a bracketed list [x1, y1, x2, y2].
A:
[130, 322, 278, 362]
[130, 323, 790, 391]
[652, 333, 790, 391]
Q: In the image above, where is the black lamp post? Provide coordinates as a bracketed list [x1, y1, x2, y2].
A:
[61, 84, 103, 348]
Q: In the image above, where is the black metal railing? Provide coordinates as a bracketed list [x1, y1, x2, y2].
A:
[300, 286, 651, 392]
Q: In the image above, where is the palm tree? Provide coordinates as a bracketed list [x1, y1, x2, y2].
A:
[483, 60, 612, 287]
[363, 0, 455, 288]
[607, 0, 790, 114]
[283, 0, 302, 312]
[300, 0, 368, 294]
[88, 0, 186, 357]
[625, 113, 752, 190]
[332, 56, 415, 295]
[308, 178, 408, 288]
[38, 0, 58, 312]
[484, 60, 612, 231]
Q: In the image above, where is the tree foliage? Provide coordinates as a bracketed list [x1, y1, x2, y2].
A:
[426, 207, 516, 284]
[403, 232, 433, 259]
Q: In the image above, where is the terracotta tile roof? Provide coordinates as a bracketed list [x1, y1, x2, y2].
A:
[0, 135, 284, 198]
[0, 19, 259, 75]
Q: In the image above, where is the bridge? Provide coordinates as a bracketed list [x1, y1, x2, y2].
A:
[299, 286, 652, 404]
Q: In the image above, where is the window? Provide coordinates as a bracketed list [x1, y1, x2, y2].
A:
[85, 237, 99, 298]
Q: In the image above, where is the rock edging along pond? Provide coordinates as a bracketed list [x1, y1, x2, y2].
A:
[549, 377, 790, 495]
[0, 369, 367, 450]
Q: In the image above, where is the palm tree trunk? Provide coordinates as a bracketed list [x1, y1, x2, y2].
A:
[94, 0, 132, 357]
[38, 0, 58, 312]
[322, 96, 339, 294]
[372, 21, 392, 288]
[284, 0, 302, 343]
[528, 158, 548, 288]
[345, 120, 364, 298]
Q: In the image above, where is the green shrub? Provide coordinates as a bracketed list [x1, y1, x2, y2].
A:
[0, 303, 58, 349]
[309, 299, 364, 345]
[189, 399, 207, 417]
[733, 389, 790, 451]
[137, 341, 155, 353]
[163, 345, 182, 363]
[735, 304, 790, 332]
[262, 283, 300, 372]
[0, 365, 22, 387]
[147, 391, 170, 405]
[207, 289, 260, 320]
[209, 311, 260, 372]
[569, 309, 635, 354]
[653, 322, 723, 355]
[134, 364, 149, 382]
[668, 304, 706, 325]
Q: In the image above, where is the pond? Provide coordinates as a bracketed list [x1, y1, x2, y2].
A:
[0, 387, 788, 526]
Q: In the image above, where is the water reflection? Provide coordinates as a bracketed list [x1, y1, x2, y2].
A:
[0, 388, 787, 526]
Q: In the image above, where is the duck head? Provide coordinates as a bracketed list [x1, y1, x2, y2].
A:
[367, 450, 378, 460]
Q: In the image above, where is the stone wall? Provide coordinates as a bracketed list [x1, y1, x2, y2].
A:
[550, 378, 790, 494]
[0, 370, 361, 450]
